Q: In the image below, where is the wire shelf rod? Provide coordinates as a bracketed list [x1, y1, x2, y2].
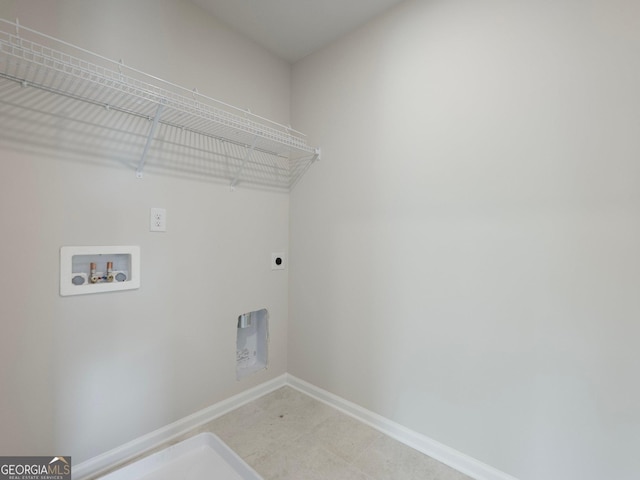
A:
[1, 35, 311, 152]
[0, 71, 292, 160]
[0, 18, 306, 137]
[0, 19, 320, 191]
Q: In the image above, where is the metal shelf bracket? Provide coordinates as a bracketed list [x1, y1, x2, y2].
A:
[136, 102, 165, 179]
[230, 136, 258, 189]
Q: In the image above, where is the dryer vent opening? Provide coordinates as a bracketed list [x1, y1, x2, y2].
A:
[236, 308, 268, 380]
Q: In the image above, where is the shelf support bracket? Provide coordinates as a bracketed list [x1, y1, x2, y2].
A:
[136, 102, 165, 179]
[230, 135, 258, 190]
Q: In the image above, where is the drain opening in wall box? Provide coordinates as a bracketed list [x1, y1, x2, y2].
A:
[60, 246, 140, 296]
[236, 309, 268, 380]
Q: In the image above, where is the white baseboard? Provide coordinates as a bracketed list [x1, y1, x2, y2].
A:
[73, 374, 287, 480]
[75, 373, 517, 480]
[286, 374, 519, 480]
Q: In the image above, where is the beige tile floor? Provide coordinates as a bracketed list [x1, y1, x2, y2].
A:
[95, 386, 472, 480]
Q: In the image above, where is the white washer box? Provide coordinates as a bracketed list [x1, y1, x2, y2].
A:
[60, 246, 140, 296]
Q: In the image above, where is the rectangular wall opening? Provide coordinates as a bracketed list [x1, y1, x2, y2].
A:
[236, 308, 268, 380]
[60, 245, 140, 296]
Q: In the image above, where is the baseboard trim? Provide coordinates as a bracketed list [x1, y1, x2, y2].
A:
[75, 373, 517, 480]
[286, 374, 518, 480]
[72, 374, 287, 480]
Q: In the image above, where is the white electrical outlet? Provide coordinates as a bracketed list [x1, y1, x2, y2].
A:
[150, 208, 166, 232]
[271, 252, 285, 270]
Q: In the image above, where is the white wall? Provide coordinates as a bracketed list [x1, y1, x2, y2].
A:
[290, 1, 640, 479]
[0, 0, 291, 463]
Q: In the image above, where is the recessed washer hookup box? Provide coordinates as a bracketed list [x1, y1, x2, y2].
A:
[60, 246, 140, 296]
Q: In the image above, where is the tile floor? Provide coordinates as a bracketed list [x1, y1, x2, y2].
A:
[95, 386, 472, 480]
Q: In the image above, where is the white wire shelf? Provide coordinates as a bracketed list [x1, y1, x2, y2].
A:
[0, 19, 320, 191]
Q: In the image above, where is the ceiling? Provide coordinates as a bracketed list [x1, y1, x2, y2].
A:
[192, 0, 407, 63]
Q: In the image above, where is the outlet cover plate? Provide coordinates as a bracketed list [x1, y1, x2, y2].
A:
[150, 208, 166, 232]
